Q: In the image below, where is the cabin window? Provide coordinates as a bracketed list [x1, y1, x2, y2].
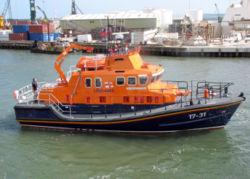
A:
[151, 76, 156, 83]
[151, 72, 163, 83]
[139, 75, 148, 85]
[116, 77, 125, 86]
[127, 76, 136, 86]
[85, 78, 92, 88]
[95, 78, 102, 88]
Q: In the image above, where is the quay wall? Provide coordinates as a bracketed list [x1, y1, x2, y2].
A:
[0, 40, 250, 57]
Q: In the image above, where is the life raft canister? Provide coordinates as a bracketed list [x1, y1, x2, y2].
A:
[204, 89, 210, 99]
[13, 90, 19, 100]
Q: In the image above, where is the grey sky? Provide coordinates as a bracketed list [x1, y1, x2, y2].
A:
[2, 0, 239, 19]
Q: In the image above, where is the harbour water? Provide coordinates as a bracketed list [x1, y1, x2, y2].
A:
[0, 49, 250, 178]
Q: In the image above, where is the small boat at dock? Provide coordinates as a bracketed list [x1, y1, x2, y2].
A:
[30, 47, 64, 54]
[14, 44, 245, 134]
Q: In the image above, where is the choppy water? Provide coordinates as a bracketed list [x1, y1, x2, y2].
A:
[0, 49, 250, 178]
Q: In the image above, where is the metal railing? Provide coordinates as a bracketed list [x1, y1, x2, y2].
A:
[15, 80, 234, 119]
[39, 93, 72, 115]
[16, 82, 46, 103]
[196, 81, 233, 101]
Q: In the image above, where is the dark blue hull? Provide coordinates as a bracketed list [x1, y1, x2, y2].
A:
[14, 98, 243, 133]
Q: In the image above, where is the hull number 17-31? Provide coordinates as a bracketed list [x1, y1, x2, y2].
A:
[189, 112, 207, 120]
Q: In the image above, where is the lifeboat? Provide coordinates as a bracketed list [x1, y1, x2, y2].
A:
[76, 56, 105, 71]
[13, 44, 245, 134]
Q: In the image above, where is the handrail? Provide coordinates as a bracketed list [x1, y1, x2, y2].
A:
[17, 82, 46, 102]
[196, 81, 233, 99]
[16, 80, 235, 118]
[54, 44, 94, 85]
[39, 93, 71, 114]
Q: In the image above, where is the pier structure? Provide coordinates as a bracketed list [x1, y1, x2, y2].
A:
[0, 40, 250, 57]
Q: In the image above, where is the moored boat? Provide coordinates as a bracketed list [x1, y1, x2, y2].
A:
[30, 47, 64, 54]
[14, 44, 245, 134]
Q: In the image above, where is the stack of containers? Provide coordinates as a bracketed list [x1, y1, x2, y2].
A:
[9, 25, 29, 40]
[29, 24, 55, 42]
[54, 32, 60, 41]
[13, 20, 31, 25]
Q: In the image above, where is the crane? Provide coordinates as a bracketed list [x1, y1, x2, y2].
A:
[30, 0, 51, 24]
[215, 3, 222, 23]
[0, 0, 12, 29]
[35, 5, 50, 24]
[71, 0, 83, 15]
[30, 0, 36, 24]
[35, 5, 52, 41]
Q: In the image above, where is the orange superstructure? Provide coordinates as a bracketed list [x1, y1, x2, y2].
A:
[39, 44, 187, 106]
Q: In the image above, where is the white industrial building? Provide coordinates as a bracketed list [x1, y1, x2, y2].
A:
[222, 0, 250, 23]
[143, 8, 173, 28]
[60, 9, 173, 32]
[185, 9, 203, 23]
[222, 0, 250, 36]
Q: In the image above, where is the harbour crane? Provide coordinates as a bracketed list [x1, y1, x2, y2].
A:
[30, 0, 36, 24]
[35, 5, 52, 41]
[35, 5, 50, 24]
[71, 0, 83, 15]
[215, 3, 222, 23]
[30, 0, 51, 24]
[0, 0, 12, 29]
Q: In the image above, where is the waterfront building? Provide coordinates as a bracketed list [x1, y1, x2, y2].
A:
[60, 9, 173, 35]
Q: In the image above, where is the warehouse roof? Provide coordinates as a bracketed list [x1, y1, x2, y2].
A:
[61, 11, 157, 20]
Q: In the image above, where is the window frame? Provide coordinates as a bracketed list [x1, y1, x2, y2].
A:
[138, 75, 148, 86]
[85, 78, 92, 88]
[116, 76, 125, 86]
[95, 77, 102, 88]
[127, 76, 137, 86]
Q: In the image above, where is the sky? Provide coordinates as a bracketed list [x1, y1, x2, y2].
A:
[1, 0, 240, 19]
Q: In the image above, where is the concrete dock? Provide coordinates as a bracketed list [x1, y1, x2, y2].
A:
[0, 40, 33, 49]
[1, 40, 250, 57]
